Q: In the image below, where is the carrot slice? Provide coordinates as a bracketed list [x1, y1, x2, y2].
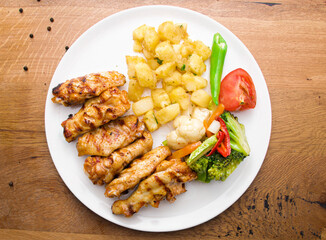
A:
[168, 141, 202, 160]
[207, 103, 225, 127]
[203, 120, 213, 137]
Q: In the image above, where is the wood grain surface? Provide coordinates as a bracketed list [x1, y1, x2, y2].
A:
[0, 0, 325, 239]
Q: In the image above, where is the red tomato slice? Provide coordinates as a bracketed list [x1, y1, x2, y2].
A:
[219, 68, 256, 111]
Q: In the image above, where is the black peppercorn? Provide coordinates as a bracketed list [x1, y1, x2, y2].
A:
[19, 8, 23, 13]
[9, 181, 14, 187]
[65, 46, 69, 51]
[47, 26, 51, 31]
[23, 66, 28, 71]
[50, 17, 54, 22]
[29, 33, 34, 39]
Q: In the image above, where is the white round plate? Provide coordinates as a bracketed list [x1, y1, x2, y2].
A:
[45, 5, 271, 232]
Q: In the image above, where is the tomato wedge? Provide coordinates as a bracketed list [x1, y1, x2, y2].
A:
[219, 68, 256, 111]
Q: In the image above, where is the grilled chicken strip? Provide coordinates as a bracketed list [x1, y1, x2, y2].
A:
[61, 87, 130, 142]
[52, 71, 126, 106]
[111, 158, 197, 217]
[77, 115, 145, 156]
[84, 131, 153, 185]
[105, 146, 171, 198]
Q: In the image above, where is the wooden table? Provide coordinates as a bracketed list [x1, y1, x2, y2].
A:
[0, 0, 325, 239]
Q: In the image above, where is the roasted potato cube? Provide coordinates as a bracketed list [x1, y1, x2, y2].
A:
[155, 103, 180, 124]
[191, 89, 212, 108]
[126, 56, 146, 79]
[143, 110, 159, 132]
[169, 86, 190, 111]
[182, 73, 207, 92]
[164, 70, 182, 86]
[193, 76, 208, 89]
[188, 53, 206, 75]
[133, 40, 143, 52]
[143, 27, 160, 53]
[128, 78, 144, 102]
[135, 62, 157, 89]
[155, 41, 175, 63]
[172, 44, 181, 55]
[155, 62, 176, 79]
[193, 40, 211, 61]
[142, 47, 154, 60]
[175, 56, 190, 73]
[180, 39, 194, 58]
[162, 81, 175, 93]
[147, 58, 161, 70]
[133, 24, 149, 42]
[175, 23, 188, 39]
[151, 88, 171, 109]
[132, 97, 154, 116]
[158, 21, 188, 44]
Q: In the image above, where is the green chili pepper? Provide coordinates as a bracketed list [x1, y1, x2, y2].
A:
[186, 135, 217, 165]
[210, 33, 227, 105]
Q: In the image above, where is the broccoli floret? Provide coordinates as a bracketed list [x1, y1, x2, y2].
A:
[189, 157, 209, 183]
[220, 111, 250, 156]
[189, 150, 246, 182]
[207, 150, 245, 181]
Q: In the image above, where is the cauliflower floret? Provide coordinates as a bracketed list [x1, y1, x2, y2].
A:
[192, 107, 211, 122]
[166, 130, 189, 150]
[177, 118, 205, 141]
[167, 115, 205, 150]
[173, 115, 191, 128]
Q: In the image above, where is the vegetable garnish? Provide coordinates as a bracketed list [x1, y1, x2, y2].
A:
[168, 141, 201, 160]
[207, 103, 224, 126]
[220, 111, 250, 156]
[210, 33, 227, 105]
[206, 117, 230, 157]
[187, 112, 250, 182]
[203, 119, 210, 136]
[186, 135, 217, 166]
[215, 117, 231, 157]
[155, 57, 163, 65]
[207, 131, 225, 157]
[219, 68, 256, 111]
[205, 103, 224, 137]
[207, 119, 221, 135]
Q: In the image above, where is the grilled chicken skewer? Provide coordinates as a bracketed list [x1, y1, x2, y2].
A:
[77, 115, 144, 156]
[105, 146, 171, 198]
[84, 131, 153, 185]
[61, 87, 130, 142]
[111, 158, 197, 217]
[52, 71, 126, 106]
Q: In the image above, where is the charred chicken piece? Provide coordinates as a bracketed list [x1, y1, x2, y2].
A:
[84, 131, 153, 185]
[52, 71, 126, 106]
[111, 159, 197, 217]
[77, 115, 144, 156]
[105, 146, 171, 198]
[62, 87, 130, 142]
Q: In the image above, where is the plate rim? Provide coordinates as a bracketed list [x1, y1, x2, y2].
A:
[44, 5, 272, 232]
